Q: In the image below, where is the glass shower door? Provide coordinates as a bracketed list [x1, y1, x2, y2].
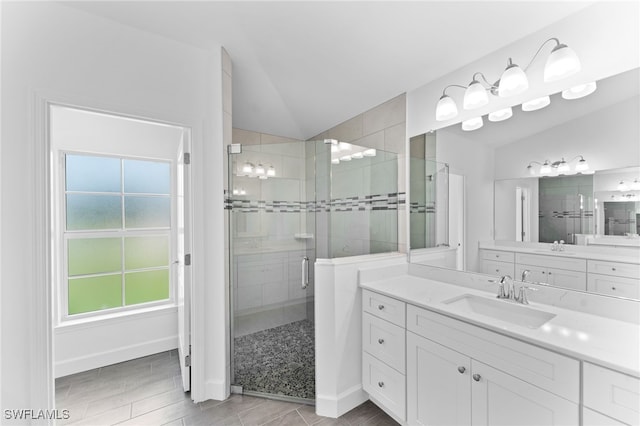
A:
[228, 140, 324, 401]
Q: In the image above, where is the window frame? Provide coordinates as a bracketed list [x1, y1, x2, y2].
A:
[58, 151, 177, 322]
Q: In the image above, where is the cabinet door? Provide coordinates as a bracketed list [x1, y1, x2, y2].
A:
[471, 360, 578, 426]
[481, 259, 514, 277]
[546, 267, 586, 291]
[516, 264, 547, 284]
[407, 332, 471, 426]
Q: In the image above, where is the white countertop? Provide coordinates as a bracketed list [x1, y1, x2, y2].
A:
[360, 274, 640, 378]
[480, 241, 640, 264]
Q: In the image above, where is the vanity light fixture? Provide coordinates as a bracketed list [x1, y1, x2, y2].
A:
[255, 164, 265, 176]
[331, 158, 340, 165]
[617, 181, 629, 191]
[462, 116, 483, 131]
[488, 107, 513, 122]
[562, 81, 597, 100]
[266, 165, 276, 177]
[435, 37, 583, 128]
[522, 95, 551, 112]
[339, 155, 352, 162]
[239, 161, 275, 179]
[631, 179, 640, 191]
[363, 149, 377, 157]
[351, 151, 364, 159]
[527, 155, 589, 176]
[242, 161, 254, 174]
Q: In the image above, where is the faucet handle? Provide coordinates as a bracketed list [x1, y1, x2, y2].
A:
[517, 285, 538, 305]
[497, 275, 512, 299]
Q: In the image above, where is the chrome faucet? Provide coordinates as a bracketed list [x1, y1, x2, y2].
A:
[516, 285, 538, 305]
[497, 275, 514, 300]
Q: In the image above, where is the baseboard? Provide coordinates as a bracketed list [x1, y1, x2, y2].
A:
[205, 379, 230, 402]
[54, 336, 178, 378]
[316, 385, 368, 418]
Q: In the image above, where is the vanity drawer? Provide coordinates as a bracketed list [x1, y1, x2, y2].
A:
[480, 249, 515, 263]
[362, 290, 405, 327]
[583, 362, 640, 425]
[515, 253, 586, 272]
[480, 259, 515, 277]
[363, 312, 406, 373]
[406, 304, 580, 402]
[587, 274, 640, 299]
[583, 408, 627, 426]
[588, 260, 640, 280]
[362, 352, 406, 421]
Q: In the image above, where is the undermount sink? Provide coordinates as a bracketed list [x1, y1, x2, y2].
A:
[533, 249, 576, 255]
[443, 294, 556, 329]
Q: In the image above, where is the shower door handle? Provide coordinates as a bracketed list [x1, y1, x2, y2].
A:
[301, 256, 309, 290]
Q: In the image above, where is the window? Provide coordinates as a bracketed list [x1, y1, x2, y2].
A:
[64, 153, 173, 317]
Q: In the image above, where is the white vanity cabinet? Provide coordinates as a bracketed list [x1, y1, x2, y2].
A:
[406, 304, 579, 426]
[587, 259, 640, 299]
[479, 249, 515, 277]
[582, 363, 640, 426]
[515, 253, 587, 291]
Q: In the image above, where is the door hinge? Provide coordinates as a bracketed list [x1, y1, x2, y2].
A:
[184, 153, 191, 165]
[185, 354, 191, 367]
[185, 254, 191, 266]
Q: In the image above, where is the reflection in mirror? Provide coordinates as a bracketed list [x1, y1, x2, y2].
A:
[408, 68, 640, 301]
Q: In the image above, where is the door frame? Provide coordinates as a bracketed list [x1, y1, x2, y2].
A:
[32, 91, 200, 415]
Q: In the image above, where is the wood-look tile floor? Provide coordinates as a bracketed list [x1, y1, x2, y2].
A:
[55, 350, 399, 426]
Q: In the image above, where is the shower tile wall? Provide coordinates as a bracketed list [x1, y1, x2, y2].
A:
[309, 94, 407, 256]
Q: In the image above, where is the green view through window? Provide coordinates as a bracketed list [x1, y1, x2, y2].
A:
[65, 154, 171, 316]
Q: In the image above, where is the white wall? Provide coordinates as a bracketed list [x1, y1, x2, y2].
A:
[407, 1, 640, 136]
[0, 1, 225, 415]
[315, 253, 407, 418]
[436, 129, 495, 272]
[495, 96, 640, 179]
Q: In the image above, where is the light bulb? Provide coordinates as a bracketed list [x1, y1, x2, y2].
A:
[242, 162, 254, 174]
[498, 58, 529, 97]
[232, 189, 239, 195]
[544, 43, 581, 82]
[461, 116, 483, 131]
[331, 158, 340, 165]
[239, 189, 246, 196]
[266, 165, 276, 177]
[540, 161, 552, 175]
[488, 107, 513, 122]
[351, 152, 364, 159]
[562, 81, 597, 100]
[522, 96, 551, 112]
[575, 158, 589, 172]
[255, 164, 265, 175]
[339, 155, 352, 162]
[463, 80, 488, 110]
[557, 159, 570, 173]
[363, 149, 377, 157]
[435, 94, 458, 121]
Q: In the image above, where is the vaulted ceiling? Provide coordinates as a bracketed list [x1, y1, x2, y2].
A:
[64, 1, 595, 140]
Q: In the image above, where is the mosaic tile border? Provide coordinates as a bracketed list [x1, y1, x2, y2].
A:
[225, 192, 406, 213]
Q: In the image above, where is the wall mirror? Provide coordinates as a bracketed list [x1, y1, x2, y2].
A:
[408, 67, 640, 300]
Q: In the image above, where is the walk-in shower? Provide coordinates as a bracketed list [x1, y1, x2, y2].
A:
[227, 139, 400, 402]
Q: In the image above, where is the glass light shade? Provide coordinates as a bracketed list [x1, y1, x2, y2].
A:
[331, 158, 340, 165]
[232, 189, 239, 195]
[463, 81, 488, 110]
[363, 149, 377, 157]
[522, 96, 551, 112]
[527, 164, 536, 176]
[631, 179, 640, 190]
[239, 189, 246, 195]
[351, 152, 364, 159]
[544, 44, 581, 82]
[557, 159, 570, 173]
[562, 81, 597, 100]
[488, 107, 513, 122]
[331, 145, 339, 153]
[242, 162, 254, 174]
[498, 63, 529, 97]
[266, 166, 276, 177]
[255, 164, 265, 175]
[338, 142, 351, 151]
[339, 155, 352, 162]
[461, 116, 483, 131]
[540, 161, 552, 175]
[436, 95, 458, 121]
[617, 181, 629, 191]
[575, 158, 589, 172]
[258, 175, 267, 180]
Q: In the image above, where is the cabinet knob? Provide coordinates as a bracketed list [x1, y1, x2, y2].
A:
[457, 366, 466, 374]
[378, 381, 384, 388]
[495, 269, 499, 272]
[378, 338, 384, 344]
[377, 304, 384, 310]
[612, 267, 617, 271]
[472, 374, 481, 382]
[612, 286, 617, 291]
[548, 271, 552, 275]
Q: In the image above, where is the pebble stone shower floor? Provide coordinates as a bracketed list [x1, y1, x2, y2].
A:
[233, 319, 316, 400]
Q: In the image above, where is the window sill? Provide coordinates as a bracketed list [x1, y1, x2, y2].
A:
[55, 304, 177, 333]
